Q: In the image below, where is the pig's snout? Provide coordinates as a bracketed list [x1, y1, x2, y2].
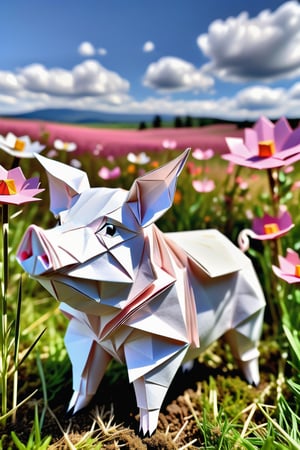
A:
[17, 225, 51, 276]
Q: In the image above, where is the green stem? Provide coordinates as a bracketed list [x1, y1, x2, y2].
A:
[267, 168, 278, 212]
[12, 277, 22, 423]
[266, 168, 286, 333]
[266, 168, 283, 254]
[223, 165, 242, 237]
[1, 203, 9, 421]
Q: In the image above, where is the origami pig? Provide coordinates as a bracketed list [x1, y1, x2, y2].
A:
[17, 149, 265, 435]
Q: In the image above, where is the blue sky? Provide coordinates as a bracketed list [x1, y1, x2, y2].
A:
[1, 0, 300, 120]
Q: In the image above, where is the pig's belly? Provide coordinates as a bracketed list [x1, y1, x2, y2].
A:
[183, 270, 240, 361]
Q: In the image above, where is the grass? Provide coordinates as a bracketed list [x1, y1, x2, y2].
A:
[0, 144, 300, 448]
[78, 121, 146, 129]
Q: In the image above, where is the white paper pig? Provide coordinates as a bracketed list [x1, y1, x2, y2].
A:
[17, 149, 265, 435]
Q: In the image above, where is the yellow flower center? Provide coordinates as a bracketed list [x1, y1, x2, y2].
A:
[295, 265, 300, 277]
[258, 140, 275, 157]
[14, 139, 25, 152]
[127, 164, 136, 174]
[0, 179, 17, 195]
[173, 189, 182, 205]
[264, 223, 279, 234]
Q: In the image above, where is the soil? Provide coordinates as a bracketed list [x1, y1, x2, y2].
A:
[1, 338, 280, 449]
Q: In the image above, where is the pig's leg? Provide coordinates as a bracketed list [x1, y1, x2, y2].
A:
[131, 346, 189, 435]
[68, 341, 112, 413]
[59, 305, 113, 413]
[224, 309, 265, 386]
[132, 377, 166, 436]
[69, 341, 111, 413]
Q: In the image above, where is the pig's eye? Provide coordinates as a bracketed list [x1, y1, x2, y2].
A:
[106, 223, 116, 236]
[99, 222, 117, 237]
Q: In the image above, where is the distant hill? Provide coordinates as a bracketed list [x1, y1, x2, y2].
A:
[2, 109, 300, 129]
[3, 108, 169, 124]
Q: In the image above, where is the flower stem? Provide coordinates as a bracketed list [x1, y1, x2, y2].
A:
[12, 277, 22, 423]
[1, 203, 9, 421]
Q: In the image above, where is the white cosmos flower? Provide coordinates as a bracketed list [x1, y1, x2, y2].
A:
[0, 132, 45, 158]
[53, 139, 77, 152]
[127, 152, 150, 165]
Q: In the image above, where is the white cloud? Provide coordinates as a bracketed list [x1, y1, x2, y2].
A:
[0, 71, 20, 92]
[143, 56, 214, 92]
[78, 42, 107, 57]
[0, 94, 18, 105]
[143, 41, 155, 52]
[0, 60, 130, 113]
[72, 60, 129, 95]
[19, 64, 74, 95]
[98, 48, 107, 56]
[235, 86, 285, 110]
[1, 58, 300, 121]
[0, 81, 299, 121]
[289, 82, 300, 99]
[78, 41, 96, 56]
[197, 1, 300, 82]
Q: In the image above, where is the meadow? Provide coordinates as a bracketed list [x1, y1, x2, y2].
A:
[0, 118, 300, 449]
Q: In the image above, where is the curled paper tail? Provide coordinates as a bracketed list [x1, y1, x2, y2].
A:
[237, 229, 256, 252]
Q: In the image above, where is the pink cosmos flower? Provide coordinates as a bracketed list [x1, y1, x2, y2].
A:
[70, 159, 82, 168]
[186, 161, 202, 176]
[0, 132, 45, 158]
[192, 179, 215, 193]
[93, 144, 104, 156]
[0, 166, 43, 205]
[252, 210, 294, 238]
[222, 116, 300, 170]
[292, 180, 300, 191]
[46, 149, 58, 158]
[238, 208, 294, 252]
[192, 148, 214, 160]
[162, 139, 177, 149]
[226, 161, 235, 174]
[284, 165, 294, 174]
[236, 177, 248, 190]
[98, 166, 121, 180]
[272, 248, 300, 283]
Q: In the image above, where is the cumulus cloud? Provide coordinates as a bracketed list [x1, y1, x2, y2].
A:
[143, 56, 214, 92]
[197, 1, 300, 82]
[78, 41, 96, 56]
[234, 86, 285, 110]
[0, 60, 130, 113]
[0, 71, 20, 92]
[19, 64, 74, 95]
[0, 79, 300, 120]
[143, 41, 155, 52]
[1, 59, 300, 121]
[289, 82, 300, 99]
[72, 60, 129, 95]
[78, 41, 107, 57]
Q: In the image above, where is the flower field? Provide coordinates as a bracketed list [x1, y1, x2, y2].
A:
[0, 117, 300, 448]
[0, 118, 243, 157]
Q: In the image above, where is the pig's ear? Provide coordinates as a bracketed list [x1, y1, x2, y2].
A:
[126, 148, 190, 227]
[35, 153, 90, 216]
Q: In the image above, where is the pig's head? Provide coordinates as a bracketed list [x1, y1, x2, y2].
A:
[17, 150, 190, 315]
